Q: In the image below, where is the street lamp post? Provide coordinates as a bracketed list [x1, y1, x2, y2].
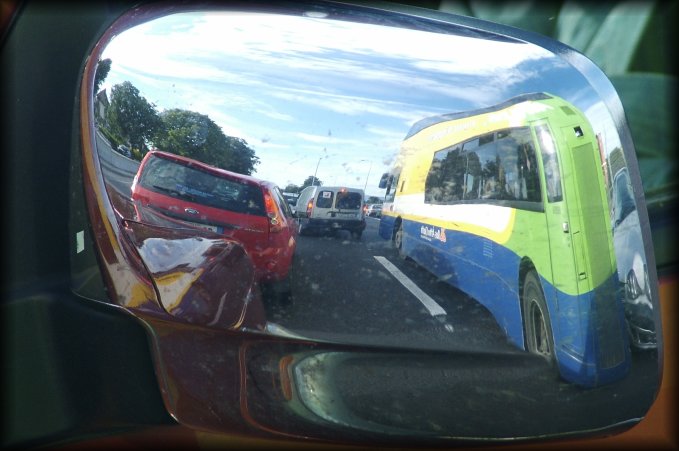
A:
[313, 157, 322, 186]
[360, 159, 373, 192]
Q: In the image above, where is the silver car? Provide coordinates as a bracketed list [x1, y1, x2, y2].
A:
[612, 168, 656, 349]
[366, 204, 382, 217]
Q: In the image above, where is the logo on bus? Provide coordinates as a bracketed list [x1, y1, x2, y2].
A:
[420, 225, 447, 243]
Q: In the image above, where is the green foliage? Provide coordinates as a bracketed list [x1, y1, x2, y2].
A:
[155, 109, 217, 160]
[154, 109, 259, 175]
[94, 58, 111, 95]
[104, 82, 259, 175]
[106, 81, 161, 154]
[284, 184, 301, 193]
[224, 135, 260, 175]
[130, 147, 144, 161]
[301, 176, 322, 190]
[97, 124, 119, 151]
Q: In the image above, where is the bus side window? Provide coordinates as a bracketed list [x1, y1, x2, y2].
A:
[496, 127, 541, 203]
[424, 145, 463, 204]
[385, 172, 400, 202]
[535, 124, 563, 202]
[425, 154, 445, 203]
[519, 141, 542, 202]
[477, 135, 500, 200]
[379, 172, 389, 190]
[463, 133, 494, 201]
[465, 152, 480, 200]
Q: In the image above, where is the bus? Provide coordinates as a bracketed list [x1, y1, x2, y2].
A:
[378, 92, 630, 387]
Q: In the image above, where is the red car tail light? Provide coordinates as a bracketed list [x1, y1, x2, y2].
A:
[306, 200, 313, 218]
[264, 191, 282, 233]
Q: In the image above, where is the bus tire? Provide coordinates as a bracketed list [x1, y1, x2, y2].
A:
[522, 270, 555, 365]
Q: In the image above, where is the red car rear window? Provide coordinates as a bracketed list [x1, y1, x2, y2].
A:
[138, 154, 265, 216]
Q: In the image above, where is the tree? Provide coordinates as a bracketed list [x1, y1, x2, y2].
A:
[154, 109, 259, 175]
[224, 135, 259, 175]
[106, 81, 161, 155]
[301, 176, 322, 190]
[94, 58, 111, 95]
[284, 184, 301, 193]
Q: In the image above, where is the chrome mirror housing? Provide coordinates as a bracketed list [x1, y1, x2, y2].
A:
[74, 1, 662, 445]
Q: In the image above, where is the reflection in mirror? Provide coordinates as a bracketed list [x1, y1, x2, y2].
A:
[86, 3, 659, 442]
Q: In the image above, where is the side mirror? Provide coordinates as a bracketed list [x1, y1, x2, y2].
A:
[76, 1, 662, 445]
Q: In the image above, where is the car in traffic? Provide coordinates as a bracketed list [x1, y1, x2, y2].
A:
[366, 203, 382, 217]
[611, 167, 656, 349]
[116, 144, 132, 158]
[130, 150, 297, 294]
[282, 191, 299, 215]
[295, 185, 366, 238]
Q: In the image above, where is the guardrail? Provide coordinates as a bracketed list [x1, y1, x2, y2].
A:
[96, 131, 140, 180]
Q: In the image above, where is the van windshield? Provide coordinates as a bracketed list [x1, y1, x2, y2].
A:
[336, 191, 362, 210]
[139, 154, 266, 216]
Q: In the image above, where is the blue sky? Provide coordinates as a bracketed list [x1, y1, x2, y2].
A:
[100, 10, 621, 197]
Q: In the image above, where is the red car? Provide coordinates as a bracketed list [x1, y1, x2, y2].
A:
[131, 150, 297, 295]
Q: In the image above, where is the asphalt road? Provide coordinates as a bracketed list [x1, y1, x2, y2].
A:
[268, 217, 516, 354]
[96, 130, 138, 197]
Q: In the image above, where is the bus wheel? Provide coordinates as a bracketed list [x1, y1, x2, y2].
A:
[394, 223, 406, 259]
[522, 271, 555, 365]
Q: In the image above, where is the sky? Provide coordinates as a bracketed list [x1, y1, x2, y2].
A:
[99, 9, 620, 198]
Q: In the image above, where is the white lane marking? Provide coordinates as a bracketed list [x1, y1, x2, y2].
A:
[373, 256, 447, 317]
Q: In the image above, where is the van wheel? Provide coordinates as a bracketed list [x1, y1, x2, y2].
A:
[393, 222, 406, 260]
[522, 271, 555, 365]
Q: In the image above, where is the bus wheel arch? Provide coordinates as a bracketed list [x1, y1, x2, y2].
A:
[520, 261, 556, 366]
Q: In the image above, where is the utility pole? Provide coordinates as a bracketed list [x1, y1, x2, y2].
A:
[313, 157, 323, 185]
[360, 159, 373, 192]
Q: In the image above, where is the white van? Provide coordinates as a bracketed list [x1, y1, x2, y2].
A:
[295, 186, 366, 238]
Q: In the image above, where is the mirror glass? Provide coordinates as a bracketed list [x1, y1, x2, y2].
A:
[87, 3, 659, 442]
